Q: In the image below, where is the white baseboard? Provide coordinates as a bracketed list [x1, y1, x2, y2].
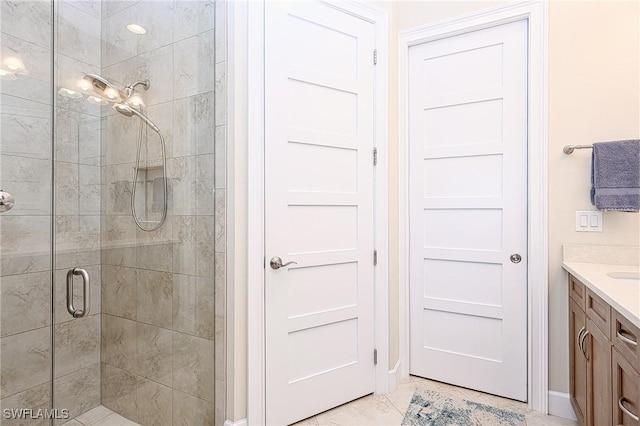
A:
[548, 391, 577, 421]
[224, 419, 247, 426]
[388, 359, 401, 392]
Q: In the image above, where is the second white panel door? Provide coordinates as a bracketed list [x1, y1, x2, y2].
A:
[409, 20, 529, 401]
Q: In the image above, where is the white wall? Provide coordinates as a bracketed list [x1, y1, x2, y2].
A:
[397, 0, 506, 28]
[546, 0, 640, 392]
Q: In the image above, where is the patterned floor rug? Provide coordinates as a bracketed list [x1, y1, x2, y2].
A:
[402, 388, 526, 426]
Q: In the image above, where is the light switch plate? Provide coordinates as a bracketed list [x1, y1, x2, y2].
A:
[575, 211, 603, 232]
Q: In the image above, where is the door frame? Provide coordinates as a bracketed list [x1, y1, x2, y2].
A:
[245, 1, 389, 424]
[398, 0, 549, 414]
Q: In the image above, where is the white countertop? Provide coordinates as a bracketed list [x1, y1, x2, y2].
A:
[562, 261, 640, 328]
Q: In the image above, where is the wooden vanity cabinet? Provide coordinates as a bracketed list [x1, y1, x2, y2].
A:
[585, 317, 612, 426]
[570, 298, 588, 425]
[586, 288, 611, 339]
[570, 274, 587, 308]
[613, 348, 640, 426]
[612, 310, 640, 425]
[569, 283, 612, 426]
[568, 274, 640, 426]
[612, 310, 640, 372]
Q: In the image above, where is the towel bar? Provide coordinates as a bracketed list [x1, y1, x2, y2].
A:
[563, 144, 594, 154]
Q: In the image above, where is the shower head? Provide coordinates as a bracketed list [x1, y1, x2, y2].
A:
[113, 103, 161, 133]
[124, 79, 150, 97]
[114, 103, 134, 117]
[83, 73, 124, 102]
[82, 73, 159, 132]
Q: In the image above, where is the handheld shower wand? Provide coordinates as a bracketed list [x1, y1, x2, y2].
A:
[82, 73, 168, 232]
[113, 103, 160, 133]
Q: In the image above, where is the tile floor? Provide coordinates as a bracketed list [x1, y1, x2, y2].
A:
[62, 406, 140, 426]
[62, 377, 579, 426]
[293, 376, 580, 426]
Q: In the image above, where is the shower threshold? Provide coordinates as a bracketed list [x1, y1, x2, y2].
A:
[62, 405, 140, 426]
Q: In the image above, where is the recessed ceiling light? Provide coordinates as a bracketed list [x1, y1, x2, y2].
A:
[0, 68, 16, 80]
[103, 87, 119, 100]
[0, 69, 18, 81]
[126, 24, 147, 35]
[78, 78, 92, 91]
[87, 96, 108, 106]
[128, 94, 145, 107]
[4, 56, 25, 73]
[58, 87, 83, 99]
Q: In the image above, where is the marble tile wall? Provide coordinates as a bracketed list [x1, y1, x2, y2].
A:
[99, 1, 222, 424]
[0, 0, 54, 419]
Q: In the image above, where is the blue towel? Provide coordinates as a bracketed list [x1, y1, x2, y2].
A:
[590, 139, 640, 212]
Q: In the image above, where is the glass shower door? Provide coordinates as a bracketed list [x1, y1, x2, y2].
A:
[0, 0, 55, 424]
[0, 1, 103, 422]
[51, 0, 103, 421]
[52, 0, 218, 424]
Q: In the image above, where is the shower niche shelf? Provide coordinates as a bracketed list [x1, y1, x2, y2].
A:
[132, 164, 166, 225]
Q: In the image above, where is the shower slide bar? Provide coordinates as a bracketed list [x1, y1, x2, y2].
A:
[563, 144, 593, 154]
[66, 268, 90, 318]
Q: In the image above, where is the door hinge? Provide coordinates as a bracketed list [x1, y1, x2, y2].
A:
[374, 349, 378, 365]
[373, 250, 378, 266]
[263, 257, 266, 269]
[373, 49, 377, 65]
[373, 147, 378, 165]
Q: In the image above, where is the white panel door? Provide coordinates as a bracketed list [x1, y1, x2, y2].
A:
[265, 2, 376, 424]
[409, 20, 528, 401]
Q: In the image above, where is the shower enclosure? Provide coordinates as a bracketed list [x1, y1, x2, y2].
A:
[0, 0, 224, 424]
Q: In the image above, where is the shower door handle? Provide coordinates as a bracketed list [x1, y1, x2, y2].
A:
[66, 268, 90, 318]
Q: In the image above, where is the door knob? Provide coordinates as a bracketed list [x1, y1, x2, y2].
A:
[510, 254, 522, 264]
[270, 257, 297, 270]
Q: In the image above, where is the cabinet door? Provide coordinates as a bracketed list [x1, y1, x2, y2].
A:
[569, 274, 586, 310]
[586, 288, 611, 339]
[613, 348, 640, 426]
[586, 318, 613, 426]
[570, 298, 588, 425]
[612, 310, 640, 373]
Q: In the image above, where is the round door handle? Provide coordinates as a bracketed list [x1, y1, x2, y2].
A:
[510, 254, 522, 264]
[270, 257, 297, 270]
